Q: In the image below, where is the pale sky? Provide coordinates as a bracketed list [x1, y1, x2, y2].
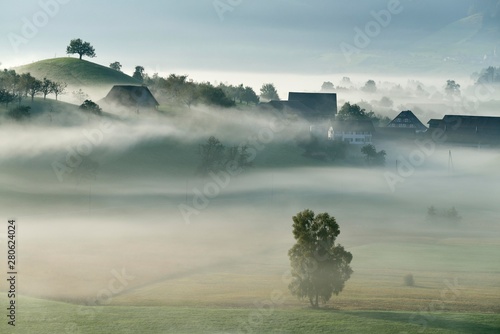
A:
[0, 0, 493, 95]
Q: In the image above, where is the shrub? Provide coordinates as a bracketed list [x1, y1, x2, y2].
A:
[7, 106, 31, 121]
[404, 274, 415, 287]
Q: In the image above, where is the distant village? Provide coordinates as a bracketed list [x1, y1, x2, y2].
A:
[100, 82, 500, 149]
[258, 91, 500, 148]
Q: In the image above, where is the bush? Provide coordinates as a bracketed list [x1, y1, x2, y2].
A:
[426, 206, 462, 224]
[404, 274, 415, 287]
[7, 106, 31, 121]
[79, 100, 102, 115]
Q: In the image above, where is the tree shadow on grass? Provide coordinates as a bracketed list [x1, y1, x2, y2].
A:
[339, 311, 500, 334]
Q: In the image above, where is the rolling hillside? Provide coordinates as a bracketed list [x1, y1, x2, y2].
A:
[14, 58, 141, 94]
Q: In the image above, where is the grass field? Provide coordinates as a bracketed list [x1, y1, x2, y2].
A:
[14, 57, 141, 100]
[15, 58, 140, 87]
[7, 296, 500, 334]
[1, 104, 500, 333]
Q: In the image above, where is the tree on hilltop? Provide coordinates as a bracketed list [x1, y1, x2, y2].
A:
[66, 38, 96, 60]
[110, 62, 122, 72]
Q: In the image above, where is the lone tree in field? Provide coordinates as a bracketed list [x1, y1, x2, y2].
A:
[66, 38, 96, 60]
[288, 209, 353, 308]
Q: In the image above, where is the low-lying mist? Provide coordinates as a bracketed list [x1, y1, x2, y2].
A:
[0, 99, 499, 308]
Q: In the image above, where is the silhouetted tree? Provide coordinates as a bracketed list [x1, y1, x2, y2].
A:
[321, 81, 335, 92]
[445, 80, 461, 96]
[7, 106, 31, 121]
[109, 62, 122, 72]
[40, 78, 53, 100]
[133, 66, 145, 83]
[197, 82, 235, 107]
[361, 144, 386, 166]
[22, 74, 42, 102]
[51, 81, 67, 101]
[0, 89, 15, 107]
[198, 136, 226, 175]
[362, 80, 377, 93]
[288, 209, 353, 308]
[241, 86, 259, 105]
[79, 100, 102, 115]
[66, 38, 96, 60]
[336, 102, 368, 121]
[260, 83, 280, 101]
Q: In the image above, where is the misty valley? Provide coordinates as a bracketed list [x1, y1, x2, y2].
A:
[1, 1, 500, 333]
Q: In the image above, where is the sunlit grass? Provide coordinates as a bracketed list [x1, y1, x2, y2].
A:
[4, 296, 500, 334]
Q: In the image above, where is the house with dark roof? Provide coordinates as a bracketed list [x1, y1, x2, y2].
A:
[375, 110, 428, 140]
[427, 115, 500, 145]
[387, 110, 427, 132]
[328, 120, 375, 144]
[263, 92, 337, 122]
[102, 85, 159, 110]
[288, 92, 337, 119]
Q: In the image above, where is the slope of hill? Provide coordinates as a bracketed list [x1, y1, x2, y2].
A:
[15, 57, 141, 90]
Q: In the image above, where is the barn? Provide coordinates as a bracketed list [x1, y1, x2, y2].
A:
[102, 85, 159, 110]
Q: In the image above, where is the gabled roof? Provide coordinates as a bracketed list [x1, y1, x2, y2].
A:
[426, 115, 500, 144]
[387, 110, 427, 131]
[103, 85, 159, 108]
[288, 92, 338, 115]
[441, 115, 500, 130]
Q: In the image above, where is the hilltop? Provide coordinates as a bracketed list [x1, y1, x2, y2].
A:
[14, 57, 141, 92]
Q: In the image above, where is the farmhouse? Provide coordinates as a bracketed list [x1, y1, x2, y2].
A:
[263, 92, 337, 122]
[328, 120, 374, 144]
[387, 110, 427, 132]
[288, 92, 338, 119]
[102, 85, 159, 110]
[428, 115, 500, 145]
[375, 110, 428, 140]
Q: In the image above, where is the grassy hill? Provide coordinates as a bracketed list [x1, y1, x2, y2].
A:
[14, 57, 141, 93]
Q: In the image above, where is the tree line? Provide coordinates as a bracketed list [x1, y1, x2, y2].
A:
[107, 64, 280, 108]
[0, 69, 67, 107]
[134, 72, 279, 108]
